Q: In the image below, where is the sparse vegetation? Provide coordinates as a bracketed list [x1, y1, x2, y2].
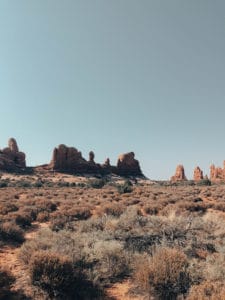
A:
[1, 175, 225, 299]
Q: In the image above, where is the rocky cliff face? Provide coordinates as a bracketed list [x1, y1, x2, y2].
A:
[49, 145, 143, 176]
[0, 138, 26, 171]
[170, 165, 187, 182]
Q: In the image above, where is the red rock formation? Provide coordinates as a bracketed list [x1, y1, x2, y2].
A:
[50, 145, 143, 176]
[210, 161, 225, 182]
[116, 152, 142, 176]
[171, 165, 187, 182]
[50, 144, 87, 171]
[0, 138, 26, 171]
[193, 166, 203, 181]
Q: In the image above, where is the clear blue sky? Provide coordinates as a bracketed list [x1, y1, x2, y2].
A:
[0, 1, 225, 179]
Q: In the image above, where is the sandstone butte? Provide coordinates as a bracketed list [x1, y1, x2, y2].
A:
[2, 138, 225, 182]
[49, 144, 143, 176]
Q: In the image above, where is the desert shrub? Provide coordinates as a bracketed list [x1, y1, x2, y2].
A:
[19, 229, 57, 264]
[15, 180, 32, 188]
[36, 199, 57, 213]
[116, 206, 145, 232]
[36, 211, 50, 222]
[102, 204, 125, 217]
[0, 180, 8, 188]
[0, 267, 15, 298]
[187, 281, 225, 300]
[33, 180, 44, 188]
[86, 240, 129, 284]
[50, 214, 74, 232]
[29, 251, 74, 299]
[50, 207, 91, 232]
[79, 216, 107, 233]
[67, 207, 92, 220]
[179, 201, 209, 214]
[124, 235, 161, 253]
[15, 213, 32, 228]
[136, 247, 190, 299]
[76, 182, 86, 188]
[87, 179, 105, 189]
[206, 253, 225, 281]
[117, 180, 133, 194]
[57, 181, 70, 187]
[133, 253, 151, 291]
[19, 206, 38, 221]
[0, 202, 18, 215]
[196, 178, 211, 186]
[0, 222, 25, 244]
[143, 204, 162, 215]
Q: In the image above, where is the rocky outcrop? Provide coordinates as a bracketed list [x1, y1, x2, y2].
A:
[171, 165, 187, 182]
[0, 138, 26, 171]
[193, 166, 204, 181]
[210, 161, 225, 182]
[116, 152, 142, 176]
[50, 145, 143, 176]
